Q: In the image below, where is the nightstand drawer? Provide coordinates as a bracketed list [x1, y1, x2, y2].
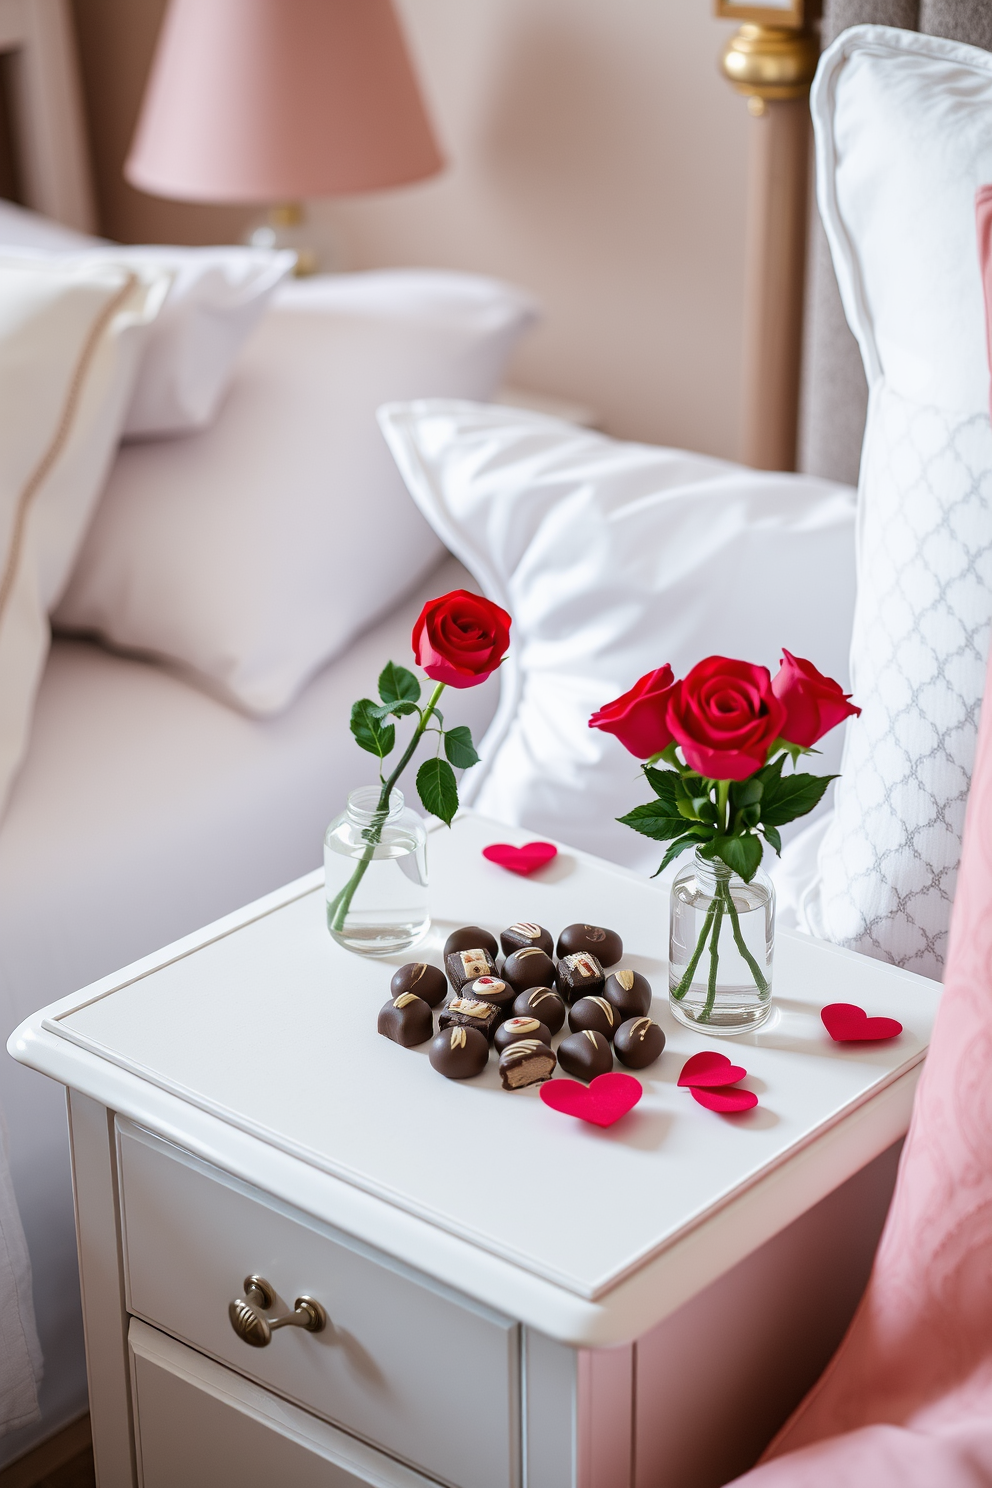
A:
[118, 1122, 520, 1488]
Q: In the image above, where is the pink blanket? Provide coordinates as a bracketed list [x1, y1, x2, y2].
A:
[726, 188, 992, 1488]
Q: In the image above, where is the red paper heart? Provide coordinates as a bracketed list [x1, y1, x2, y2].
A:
[540, 1072, 643, 1128]
[678, 1052, 748, 1089]
[689, 1085, 759, 1113]
[482, 841, 558, 876]
[821, 1003, 903, 1042]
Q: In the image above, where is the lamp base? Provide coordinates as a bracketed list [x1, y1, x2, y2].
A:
[244, 203, 337, 275]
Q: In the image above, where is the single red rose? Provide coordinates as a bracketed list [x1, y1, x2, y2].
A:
[772, 649, 860, 748]
[588, 665, 677, 759]
[666, 655, 787, 781]
[412, 590, 511, 689]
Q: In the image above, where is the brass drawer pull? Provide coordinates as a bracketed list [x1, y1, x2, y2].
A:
[228, 1274, 327, 1348]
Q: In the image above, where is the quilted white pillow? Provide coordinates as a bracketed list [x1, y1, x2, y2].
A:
[804, 26, 992, 978]
[380, 400, 856, 872]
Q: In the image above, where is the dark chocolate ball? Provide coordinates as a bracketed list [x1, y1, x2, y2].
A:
[494, 1016, 553, 1054]
[378, 994, 433, 1047]
[499, 921, 554, 958]
[444, 925, 499, 959]
[603, 968, 652, 1021]
[390, 962, 447, 1008]
[502, 946, 557, 992]
[556, 923, 623, 967]
[429, 1024, 490, 1079]
[614, 1016, 666, 1069]
[557, 1029, 613, 1082]
[512, 986, 566, 1035]
[465, 976, 516, 1012]
[568, 995, 621, 1041]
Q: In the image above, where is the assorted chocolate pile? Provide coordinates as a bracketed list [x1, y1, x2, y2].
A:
[377, 920, 666, 1090]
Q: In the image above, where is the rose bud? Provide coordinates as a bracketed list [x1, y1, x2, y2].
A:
[666, 655, 787, 781]
[772, 649, 860, 749]
[412, 590, 511, 689]
[588, 665, 677, 759]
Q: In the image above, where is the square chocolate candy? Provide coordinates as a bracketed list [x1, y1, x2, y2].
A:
[438, 997, 502, 1041]
[555, 951, 605, 1003]
[445, 946, 498, 992]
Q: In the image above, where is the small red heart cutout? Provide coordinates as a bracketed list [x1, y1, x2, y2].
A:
[540, 1072, 643, 1128]
[482, 841, 558, 876]
[821, 1003, 903, 1043]
[678, 1052, 748, 1089]
[689, 1085, 759, 1113]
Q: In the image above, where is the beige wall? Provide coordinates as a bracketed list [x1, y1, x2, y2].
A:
[70, 0, 751, 459]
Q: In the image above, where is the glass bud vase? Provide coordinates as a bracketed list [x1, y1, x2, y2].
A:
[669, 848, 774, 1033]
[324, 788, 429, 956]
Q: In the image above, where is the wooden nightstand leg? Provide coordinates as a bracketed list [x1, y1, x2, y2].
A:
[67, 1092, 136, 1488]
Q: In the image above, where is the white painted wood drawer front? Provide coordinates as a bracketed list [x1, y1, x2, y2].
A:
[117, 1122, 520, 1488]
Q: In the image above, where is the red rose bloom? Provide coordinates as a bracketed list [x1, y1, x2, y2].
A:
[667, 656, 787, 781]
[588, 666, 677, 759]
[772, 649, 860, 748]
[412, 590, 511, 689]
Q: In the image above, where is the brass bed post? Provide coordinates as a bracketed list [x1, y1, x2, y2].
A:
[716, 1, 820, 472]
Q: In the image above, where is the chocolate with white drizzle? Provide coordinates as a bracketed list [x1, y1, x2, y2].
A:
[377, 993, 433, 1047]
[494, 1016, 553, 1054]
[614, 1016, 665, 1069]
[502, 946, 557, 992]
[568, 995, 620, 1041]
[390, 962, 447, 1008]
[429, 1025, 489, 1079]
[603, 968, 652, 1022]
[555, 951, 605, 1004]
[498, 1039, 557, 1090]
[499, 921, 554, 958]
[557, 1029, 613, 1081]
[445, 945, 498, 992]
[512, 986, 567, 1034]
[438, 997, 501, 1041]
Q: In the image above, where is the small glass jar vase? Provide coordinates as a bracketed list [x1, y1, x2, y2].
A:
[669, 848, 774, 1033]
[324, 788, 429, 956]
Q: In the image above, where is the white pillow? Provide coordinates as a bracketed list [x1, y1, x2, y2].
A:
[379, 400, 857, 872]
[0, 256, 168, 814]
[54, 272, 538, 715]
[804, 26, 992, 978]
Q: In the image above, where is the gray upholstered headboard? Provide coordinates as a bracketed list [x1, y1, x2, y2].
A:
[798, 0, 992, 486]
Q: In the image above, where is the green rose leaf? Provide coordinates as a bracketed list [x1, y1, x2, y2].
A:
[712, 832, 763, 882]
[732, 778, 763, 808]
[350, 699, 395, 759]
[417, 757, 459, 826]
[762, 823, 783, 856]
[760, 772, 835, 827]
[444, 725, 480, 770]
[378, 662, 421, 709]
[618, 799, 688, 842]
[643, 766, 683, 806]
[370, 699, 419, 721]
[653, 833, 701, 876]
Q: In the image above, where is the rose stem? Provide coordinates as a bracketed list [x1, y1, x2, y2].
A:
[328, 681, 446, 933]
[671, 898, 718, 1001]
[721, 878, 769, 993]
[701, 895, 725, 1022]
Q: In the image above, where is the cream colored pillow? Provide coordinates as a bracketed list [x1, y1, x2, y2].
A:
[0, 256, 168, 814]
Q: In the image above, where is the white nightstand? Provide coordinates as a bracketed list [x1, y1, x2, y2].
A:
[9, 813, 940, 1488]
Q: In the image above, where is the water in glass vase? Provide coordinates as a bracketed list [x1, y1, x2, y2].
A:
[324, 788, 429, 956]
[669, 848, 774, 1033]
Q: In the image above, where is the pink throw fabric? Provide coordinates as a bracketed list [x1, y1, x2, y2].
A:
[724, 190, 992, 1487]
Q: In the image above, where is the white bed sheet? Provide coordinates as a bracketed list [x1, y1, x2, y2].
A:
[0, 552, 497, 1464]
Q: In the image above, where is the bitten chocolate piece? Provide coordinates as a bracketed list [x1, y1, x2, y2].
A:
[500, 921, 554, 958]
[494, 1016, 553, 1054]
[512, 986, 567, 1035]
[555, 951, 605, 1003]
[465, 976, 516, 1015]
[390, 962, 447, 1008]
[499, 1040, 557, 1090]
[445, 945, 498, 992]
[429, 1025, 489, 1079]
[502, 946, 557, 992]
[378, 993, 433, 1047]
[444, 925, 499, 959]
[568, 995, 620, 1041]
[603, 968, 652, 1021]
[556, 923, 623, 967]
[438, 997, 502, 1041]
[614, 1017, 666, 1069]
[557, 1029, 613, 1082]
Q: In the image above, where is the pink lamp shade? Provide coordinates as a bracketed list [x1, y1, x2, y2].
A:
[125, 0, 444, 203]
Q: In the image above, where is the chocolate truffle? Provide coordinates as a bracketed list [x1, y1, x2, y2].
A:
[429, 1025, 489, 1079]
[465, 976, 516, 1015]
[390, 962, 447, 1008]
[494, 1016, 553, 1054]
[499, 921, 554, 958]
[603, 968, 652, 1021]
[378, 993, 434, 1047]
[444, 926, 499, 959]
[513, 986, 567, 1035]
[557, 1029, 613, 1082]
[568, 995, 621, 1041]
[556, 923, 623, 967]
[556, 951, 605, 1003]
[438, 997, 502, 1041]
[445, 945, 498, 992]
[502, 946, 557, 992]
[499, 1040, 557, 1090]
[614, 1016, 666, 1069]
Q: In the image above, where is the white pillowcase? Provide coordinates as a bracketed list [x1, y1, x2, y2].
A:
[0, 256, 168, 814]
[380, 400, 857, 873]
[55, 272, 538, 715]
[804, 26, 992, 978]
